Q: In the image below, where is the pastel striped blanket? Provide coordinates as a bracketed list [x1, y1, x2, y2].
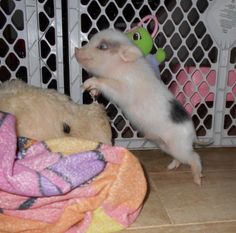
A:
[0, 112, 147, 233]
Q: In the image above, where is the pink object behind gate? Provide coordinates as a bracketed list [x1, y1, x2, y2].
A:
[168, 67, 236, 115]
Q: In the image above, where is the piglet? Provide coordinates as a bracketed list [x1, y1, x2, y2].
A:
[75, 29, 203, 185]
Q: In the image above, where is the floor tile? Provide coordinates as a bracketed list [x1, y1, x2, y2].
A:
[129, 185, 171, 229]
[132, 147, 236, 173]
[123, 148, 236, 233]
[199, 147, 236, 171]
[121, 221, 236, 233]
[150, 170, 236, 224]
[132, 149, 171, 173]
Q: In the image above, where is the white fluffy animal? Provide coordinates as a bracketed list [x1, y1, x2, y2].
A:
[0, 80, 112, 145]
[75, 29, 203, 185]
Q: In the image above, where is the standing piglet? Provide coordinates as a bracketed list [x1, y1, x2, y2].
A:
[75, 29, 203, 185]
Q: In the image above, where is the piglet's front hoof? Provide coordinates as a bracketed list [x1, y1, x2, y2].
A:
[89, 89, 101, 102]
[81, 77, 99, 92]
[90, 89, 100, 97]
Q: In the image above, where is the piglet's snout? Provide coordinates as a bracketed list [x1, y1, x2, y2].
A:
[75, 47, 92, 63]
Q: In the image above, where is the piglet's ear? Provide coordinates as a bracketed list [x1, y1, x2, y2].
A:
[119, 45, 143, 62]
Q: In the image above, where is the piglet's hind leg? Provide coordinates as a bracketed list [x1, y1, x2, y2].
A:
[164, 141, 202, 186]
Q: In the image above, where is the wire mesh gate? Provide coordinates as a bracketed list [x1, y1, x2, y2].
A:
[0, 0, 236, 148]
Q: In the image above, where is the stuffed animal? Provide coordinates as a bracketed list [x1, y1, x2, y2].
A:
[0, 79, 112, 145]
[126, 15, 166, 79]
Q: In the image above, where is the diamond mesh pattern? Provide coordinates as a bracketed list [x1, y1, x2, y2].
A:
[0, 0, 27, 82]
[224, 48, 236, 137]
[0, 0, 64, 92]
[36, 0, 58, 89]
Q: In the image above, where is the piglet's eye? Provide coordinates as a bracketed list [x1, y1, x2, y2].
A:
[97, 42, 109, 50]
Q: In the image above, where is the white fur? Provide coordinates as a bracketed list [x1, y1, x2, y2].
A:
[0, 80, 112, 145]
[75, 29, 202, 185]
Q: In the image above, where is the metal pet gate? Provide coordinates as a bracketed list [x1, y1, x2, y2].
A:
[0, 0, 236, 148]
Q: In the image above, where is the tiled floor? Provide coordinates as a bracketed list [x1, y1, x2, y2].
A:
[122, 147, 236, 233]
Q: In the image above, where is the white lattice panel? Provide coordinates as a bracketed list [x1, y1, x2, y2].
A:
[0, 0, 64, 92]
